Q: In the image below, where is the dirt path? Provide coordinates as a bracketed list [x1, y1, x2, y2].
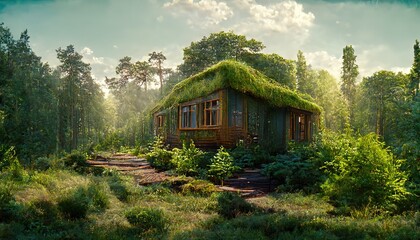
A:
[88, 154, 170, 185]
[88, 154, 276, 197]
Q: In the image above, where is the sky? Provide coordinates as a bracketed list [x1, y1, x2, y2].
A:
[1, 0, 419, 88]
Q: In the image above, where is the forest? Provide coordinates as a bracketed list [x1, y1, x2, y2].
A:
[0, 23, 419, 239]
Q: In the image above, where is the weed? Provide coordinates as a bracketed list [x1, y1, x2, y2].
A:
[125, 207, 167, 233]
[216, 192, 255, 219]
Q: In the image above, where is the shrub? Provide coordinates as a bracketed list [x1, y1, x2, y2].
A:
[171, 141, 204, 176]
[57, 187, 90, 219]
[124, 207, 167, 233]
[0, 147, 28, 181]
[58, 182, 109, 219]
[208, 147, 240, 185]
[0, 183, 17, 222]
[33, 157, 52, 171]
[321, 133, 409, 213]
[146, 136, 173, 171]
[262, 153, 322, 193]
[230, 140, 255, 168]
[62, 151, 89, 173]
[87, 183, 110, 211]
[216, 192, 254, 219]
[181, 179, 220, 196]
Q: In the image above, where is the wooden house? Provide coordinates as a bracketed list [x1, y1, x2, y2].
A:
[152, 60, 321, 153]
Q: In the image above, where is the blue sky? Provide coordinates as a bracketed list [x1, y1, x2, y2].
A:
[1, 0, 419, 88]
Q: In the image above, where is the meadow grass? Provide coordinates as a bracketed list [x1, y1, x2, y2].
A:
[0, 168, 418, 239]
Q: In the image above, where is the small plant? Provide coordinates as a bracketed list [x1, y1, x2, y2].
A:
[216, 192, 254, 219]
[262, 154, 321, 193]
[171, 141, 204, 176]
[33, 157, 52, 171]
[58, 182, 109, 219]
[208, 146, 240, 186]
[146, 136, 173, 171]
[62, 151, 89, 173]
[108, 175, 131, 202]
[124, 207, 167, 233]
[0, 147, 28, 181]
[58, 187, 90, 219]
[181, 179, 220, 196]
[87, 183, 110, 211]
[230, 140, 255, 168]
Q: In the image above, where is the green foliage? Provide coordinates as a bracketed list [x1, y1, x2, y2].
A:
[320, 132, 409, 213]
[124, 207, 167, 233]
[0, 146, 28, 181]
[178, 31, 265, 77]
[62, 151, 89, 173]
[296, 50, 312, 94]
[171, 141, 205, 176]
[33, 156, 53, 171]
[241, 52, 297, 89]
[146, 136, 173, 171]
[216, 192, 255, 219]
[181, 179, 220, 196]
[0, 183, 18, 222]
[58, 183, 109, 219]
[107, 174, 132, 202]
[58, 187, 90, 219]
[155, 60, 321, 114]
[341, 45, 359, 107]
[207, 146, 240, 185]
[262, 153, 321, 193]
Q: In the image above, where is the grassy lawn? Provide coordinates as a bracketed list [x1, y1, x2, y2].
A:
[0, 168, 418, 240]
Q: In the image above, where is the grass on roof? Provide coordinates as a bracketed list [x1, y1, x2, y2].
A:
[154, 60, 321, 113]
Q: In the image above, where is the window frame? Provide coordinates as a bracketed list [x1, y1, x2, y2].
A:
[289, 110, 311, 142]
[179, 98, 221, 130]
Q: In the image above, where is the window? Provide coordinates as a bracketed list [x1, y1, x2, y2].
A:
[233, 110, 243, 127]
[203, 100, 220, 126]
[290, 112, 310, 141]
[157, 115, 164, 128]
[181, 104, 197, 128]
[299, 114, 305, 140]
[179, 99, 221, 129]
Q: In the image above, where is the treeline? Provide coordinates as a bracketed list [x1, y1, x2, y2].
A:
[1, 24, 419, 170]
[0, 24, 107, 162]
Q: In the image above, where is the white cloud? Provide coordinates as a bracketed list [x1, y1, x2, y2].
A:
[157, 15, 164, 22]
[81, 47, 93, 55]
[247, 0, 314, 33]
[79, 47, 115, 83]
[163, 0, 233, 28]
[232, 0, 314, 35]
[390, 66, 410, 74]
[305, 51, 341, 80]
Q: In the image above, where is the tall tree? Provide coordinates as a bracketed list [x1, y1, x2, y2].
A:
[296, 50, 311, 94]
[178, 31, 265, 77]
[356, 71, 408, 138]
[56, 45, 104, 150]
[0, 24, 58, 160]
[409, 40, 420, 98]
[312, 70, 349, 132]
[241, 52, 297, 89]
[341, 45, 359, 123]
[131, 60, 153, 91]
[149, 51, 167, 95]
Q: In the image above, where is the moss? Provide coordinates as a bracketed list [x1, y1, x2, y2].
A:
[154, 60, 321, 113]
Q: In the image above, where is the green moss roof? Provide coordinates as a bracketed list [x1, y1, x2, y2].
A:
[154, 60, 321, 113]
